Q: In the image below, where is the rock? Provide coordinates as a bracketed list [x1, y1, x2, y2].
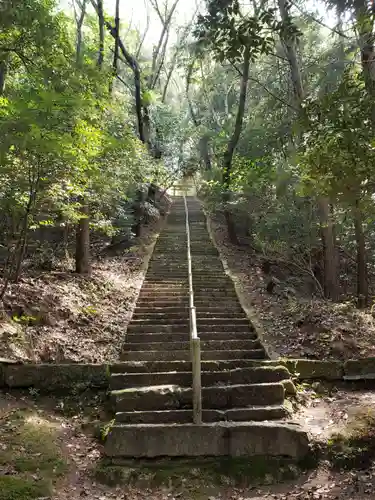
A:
[282, 286, 297, 298]
[265, 277, 281, 294]
[0, 357, 21, 387]
[282, 379, 297, 395]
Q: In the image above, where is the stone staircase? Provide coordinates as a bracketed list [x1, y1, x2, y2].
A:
[105, 197, 308, 459]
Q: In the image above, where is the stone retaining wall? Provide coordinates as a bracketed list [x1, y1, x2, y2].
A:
[281, 358, 375, 381]
[0, 358, 109, 391]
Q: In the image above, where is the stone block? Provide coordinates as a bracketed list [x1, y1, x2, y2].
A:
[105, 422, 309, 459]
[283, 359, 343, 380]
[344, 358, 375, 380]
[228, 422, 309, 459]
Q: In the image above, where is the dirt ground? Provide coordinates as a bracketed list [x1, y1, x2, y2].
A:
[207, 214, 375, 361]
[0, 224, 162, 364]
[2, 389, 375, 500]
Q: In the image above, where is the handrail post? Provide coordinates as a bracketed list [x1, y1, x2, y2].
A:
[183, 195, 202, 425]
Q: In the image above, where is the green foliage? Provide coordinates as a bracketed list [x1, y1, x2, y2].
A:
[0, 0, 171, 282]
[300, 69, 375, 204]
[194, 0, 286, 63]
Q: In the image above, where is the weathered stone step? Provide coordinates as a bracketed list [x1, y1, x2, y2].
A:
[126, 331, 257, 343]
[140, 286, 233, 292]
[146, 270, 226, 275]
[106, 421, 308, 458]
[120, 349, 266, 361]
[110, 366, 290, 390]
[193, 291, 238, 298]
[112, 382, 284, 412]
[136, 299, 190, 307]
[127, 324, 253, 334]
[133, 305, 243, 314]
[115, 405, 289, 424]
[130, 311, 247, 320]
[111, 359, 278, 374]
[123, 339, 261, 352]
[130, 318, 250, 326]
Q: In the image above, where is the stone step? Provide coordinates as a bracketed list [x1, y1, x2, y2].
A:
[112, 360, 279, 374]
[140, 286, 234, 292]
[126, 324, 254, 333]
[120, 348, 266, 361]
[130, 311, 247, 320]
[135, 300, 240, 308]
[112, 382, 284, 412]
[193, 291, 238, 298]
[105, 422, 308, 458]
[125, 331, 257, 343]
[137, 291, 190, 297]
[129, 318, 250, 326]
[146, 272, 226, 276]
[137, 295, 238, 303]
[136, 297, 190, 304]
[133, 305, 244, 314]
[115, 405, 289, 424]
[110, 366, 290, 390]
[123, 339, 261, 352]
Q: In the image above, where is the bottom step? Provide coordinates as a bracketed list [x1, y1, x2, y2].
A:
[105, 421, 308, 459]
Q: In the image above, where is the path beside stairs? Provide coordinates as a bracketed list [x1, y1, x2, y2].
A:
[105, 197, 308, 458]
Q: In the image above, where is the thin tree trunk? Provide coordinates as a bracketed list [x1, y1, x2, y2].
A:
[75, 203, 91, 275]
[97, 0, 105, 68]
[222, 46, 250, 245]
[198, 136, 212, 171]
[91, 0, 144, 142]
[318, 197, 338, 301]
[112, 0, 120, 72]
[75, 0, 87, 63]
[0, 60, 7, 95]
[354, 0, 375, 123]
[149, 0, 180, 88]
[152, 28, 170, 89]
[277, 0, 304, 110]
[162, 56, 177, 102]
[353, 200, 368, 308]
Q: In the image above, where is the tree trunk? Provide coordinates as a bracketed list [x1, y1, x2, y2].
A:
[353, 200, 368, 308]
[0, 60, 7, 95]
[149, 0, 180, 89]
[75, 0, 87, 64]
[222, 46, 250, 245]
[318, 197, 338, 301]
[75, 203, 91, 275]
[277, 0, 304, 110]
[97, 0, 105, 68]
[354, 0, 375, 123]
[198, 136, 212, 171]
[91, 1, 145, 142]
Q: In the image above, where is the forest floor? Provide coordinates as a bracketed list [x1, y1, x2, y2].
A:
[2, 386, 375, 500]
[208, 214, 375, 361]
[0, 223, 162, 364]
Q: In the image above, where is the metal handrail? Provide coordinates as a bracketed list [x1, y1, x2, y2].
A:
[183, 194, 202, 425]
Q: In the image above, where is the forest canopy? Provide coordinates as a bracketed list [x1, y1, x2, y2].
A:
[0, 0, 374, 308]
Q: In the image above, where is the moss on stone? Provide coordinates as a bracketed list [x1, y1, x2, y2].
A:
[95, 456, 306, 488]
